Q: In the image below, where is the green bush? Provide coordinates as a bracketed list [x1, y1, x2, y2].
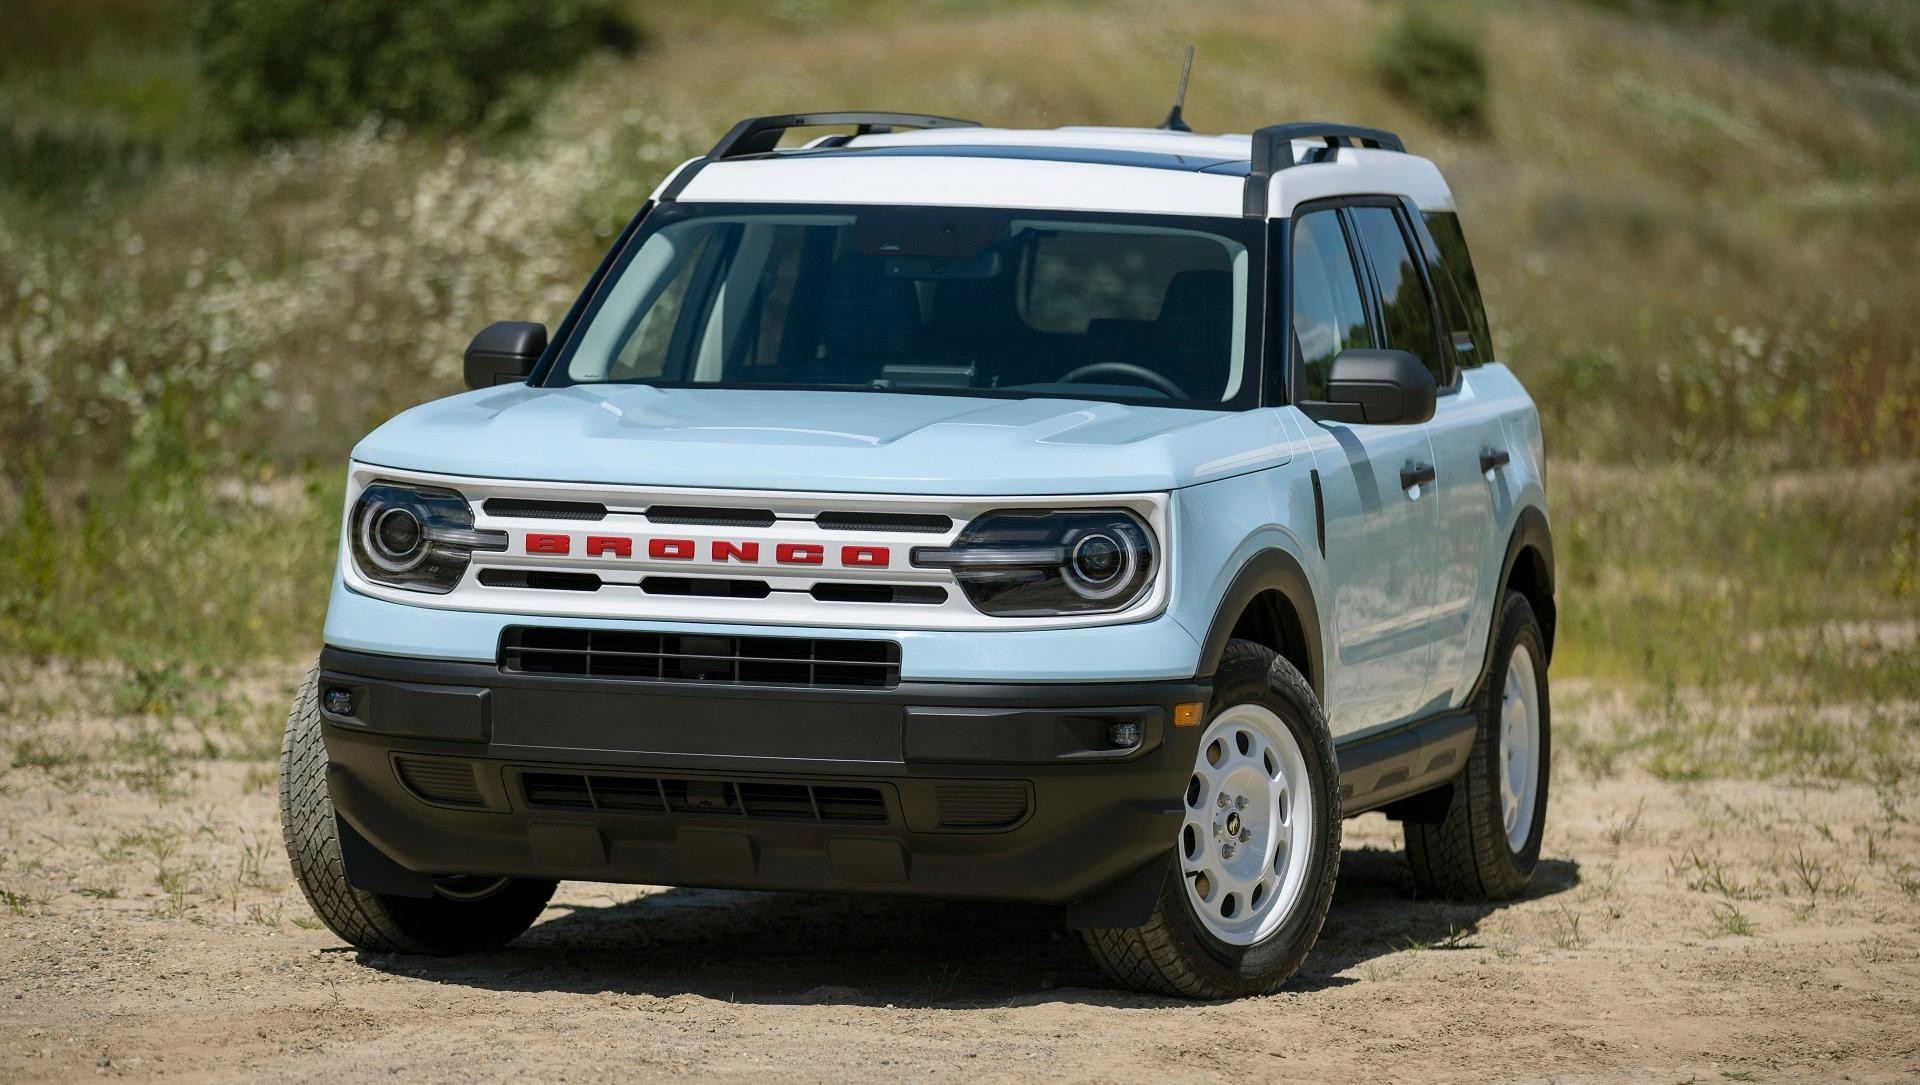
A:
[1372, 9, 1490, 133]
[192, 0, 639, 142]
[1575, 0, 1919, 81]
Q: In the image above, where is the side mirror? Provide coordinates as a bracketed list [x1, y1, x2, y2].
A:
[1301, 349, 1436, 425]
[464, 321, 546, 389]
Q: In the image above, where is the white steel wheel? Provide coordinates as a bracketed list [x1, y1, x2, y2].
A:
[1179, 703, 1316, 946]
[1080, 641, 1339, 998]
[1499, 642, 1542, 852]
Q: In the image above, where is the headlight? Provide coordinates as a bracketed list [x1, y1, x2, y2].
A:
[349, 482, 505, 593]
[912, 509, 1156, 616]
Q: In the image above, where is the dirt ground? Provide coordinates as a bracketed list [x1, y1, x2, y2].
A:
[2, 680, 1917, 1083]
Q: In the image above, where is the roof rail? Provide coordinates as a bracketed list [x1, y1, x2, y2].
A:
[1243, 122, 1407, 217]
[660, 111, 982, 201]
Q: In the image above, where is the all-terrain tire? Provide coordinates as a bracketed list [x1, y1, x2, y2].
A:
[1404, 591, 1551, 900]
[1081, 640, 1341, 998]
[280, 663, 556, 953]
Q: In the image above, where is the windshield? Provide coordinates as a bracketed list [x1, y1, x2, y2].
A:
[549, 202, 1262, 408]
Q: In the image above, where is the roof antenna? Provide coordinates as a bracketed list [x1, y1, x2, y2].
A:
[1159, 45, 1195, 132]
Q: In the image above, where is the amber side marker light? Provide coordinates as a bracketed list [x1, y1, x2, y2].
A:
[1173, 702, 1205, 727]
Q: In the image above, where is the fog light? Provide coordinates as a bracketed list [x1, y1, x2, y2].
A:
[1108, 721, 1142, 749]
[323, 687, 355, 717]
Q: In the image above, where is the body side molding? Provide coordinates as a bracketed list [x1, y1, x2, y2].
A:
[1334, 709, 1477, 815]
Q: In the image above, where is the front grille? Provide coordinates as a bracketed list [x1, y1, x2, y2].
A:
[479, 569, 603, 592]
[810, 583, 948, 605]
[499, 627, 901, 689]
[646, 505, 778, 528]
[395, 756, 484, 807]
[484, 498, 608, 521]
[934, 782, 1032, 829]
[640, 576, 771, 599]
[816, 511, 953, 533]
[518, 771, 888, 823]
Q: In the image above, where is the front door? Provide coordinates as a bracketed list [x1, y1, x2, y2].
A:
[1288, 205, 1440, 736]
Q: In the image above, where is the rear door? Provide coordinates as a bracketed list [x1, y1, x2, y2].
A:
[1417, 208, 1521, 707]
[1289, 205, 1439, 735]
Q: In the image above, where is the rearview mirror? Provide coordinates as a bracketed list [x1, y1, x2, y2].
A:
[1300, 349, 1436, 426]
[464, 321, 546, 389]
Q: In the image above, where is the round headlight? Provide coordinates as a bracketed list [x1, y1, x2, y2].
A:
[361, 502, 429, 573]
[348, 481, 506, 594]
[911, 508, 1156, 616]
[1067, 531, 1135, 599]
[375, 507, 423, 555]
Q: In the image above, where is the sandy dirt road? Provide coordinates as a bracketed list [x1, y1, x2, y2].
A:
[1, 686, 1917, 1083]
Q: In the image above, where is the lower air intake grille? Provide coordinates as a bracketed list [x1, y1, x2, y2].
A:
[518, 771, 888, 823]
[499, 628, 900, 689]
[934, 782, 1032, 829]
[395, 756, 484, 807]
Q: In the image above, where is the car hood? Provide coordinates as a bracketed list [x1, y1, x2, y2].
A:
[351, 385, 1297, 496]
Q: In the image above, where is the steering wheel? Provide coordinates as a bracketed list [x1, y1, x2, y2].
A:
[1058, 362, 1188, 400]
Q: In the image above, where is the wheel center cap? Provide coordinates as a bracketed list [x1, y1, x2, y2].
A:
[1224, 811, 1242, 837]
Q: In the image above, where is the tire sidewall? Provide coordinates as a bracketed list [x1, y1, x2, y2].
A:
[1476, 595, 1551, 882]
[1155, 644, 1341, 994]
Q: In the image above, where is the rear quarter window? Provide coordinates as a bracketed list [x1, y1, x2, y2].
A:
[1419, 211, 1494, 367]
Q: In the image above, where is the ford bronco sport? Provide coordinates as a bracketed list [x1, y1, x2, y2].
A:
[283, 112, 1555, 998]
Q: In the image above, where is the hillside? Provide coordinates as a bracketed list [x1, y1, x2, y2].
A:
[0, 0, 1915, 673]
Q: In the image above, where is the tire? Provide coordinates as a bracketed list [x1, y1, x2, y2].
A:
[280, 663, 556, 954]
[1081, 640, 1341, 998]
[1404, 591, 1551, 900]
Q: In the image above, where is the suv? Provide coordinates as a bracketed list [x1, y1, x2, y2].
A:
[282, 113, 1554, 998]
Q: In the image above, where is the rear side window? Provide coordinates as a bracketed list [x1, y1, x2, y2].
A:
[1347, 205, 1447, 387]
[1289, 210, 1372, 401]
[1420, 211, 1493, 367]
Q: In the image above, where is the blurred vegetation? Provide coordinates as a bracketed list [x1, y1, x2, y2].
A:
[1372, 8, 1489, 132]
[1576, 0, 1920, 82]
[194, 0, 641, 142]
[1, 0, 1916, 769]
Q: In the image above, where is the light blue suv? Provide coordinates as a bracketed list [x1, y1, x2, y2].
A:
[282, 113, 1555, 998]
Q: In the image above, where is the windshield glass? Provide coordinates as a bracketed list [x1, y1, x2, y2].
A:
[550, 203, 1261, 408]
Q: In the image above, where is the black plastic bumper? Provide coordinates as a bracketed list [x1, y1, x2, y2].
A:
[315, 647, 1210, 923]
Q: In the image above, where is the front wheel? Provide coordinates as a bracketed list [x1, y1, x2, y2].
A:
[280, 663, 557, 954]
[1081, 640, 1341, 998]
[1404, 591, 1551, 900]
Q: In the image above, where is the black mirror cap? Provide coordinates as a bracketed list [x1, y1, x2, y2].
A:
[1302, 348, 1437, 426]
[464, 321, 547, 390]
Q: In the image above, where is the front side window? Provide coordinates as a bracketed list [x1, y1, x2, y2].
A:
[554, 203, 1260, 409]
[1290, 209, 1372, 401]
[1348, 205, 1447, 387]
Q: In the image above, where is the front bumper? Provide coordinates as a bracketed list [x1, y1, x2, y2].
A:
[317, 647, 1209, 914]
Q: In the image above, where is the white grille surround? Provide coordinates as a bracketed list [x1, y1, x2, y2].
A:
[339, 463, 1172, 632]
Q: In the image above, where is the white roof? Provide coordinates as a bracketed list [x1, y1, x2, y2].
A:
[654, 125, 1455, 218]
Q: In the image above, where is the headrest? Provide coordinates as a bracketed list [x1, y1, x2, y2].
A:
[822, 258, 920, 359]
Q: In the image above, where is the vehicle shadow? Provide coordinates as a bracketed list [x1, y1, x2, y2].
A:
[352, 845, 1579, 1008]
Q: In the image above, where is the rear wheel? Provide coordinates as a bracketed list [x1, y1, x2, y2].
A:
[1404, 591, 1551, 900]
[280, 664, 556, 954]
[1081, 640, 1340, 998]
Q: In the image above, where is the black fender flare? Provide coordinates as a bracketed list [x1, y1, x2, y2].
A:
[1194, 548, 1324, 699]
[1471, 505, 1556, 696]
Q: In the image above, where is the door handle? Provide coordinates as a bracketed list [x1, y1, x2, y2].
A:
[1400, 462, 1436, 490]
[1479, 448, 1511, 473]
